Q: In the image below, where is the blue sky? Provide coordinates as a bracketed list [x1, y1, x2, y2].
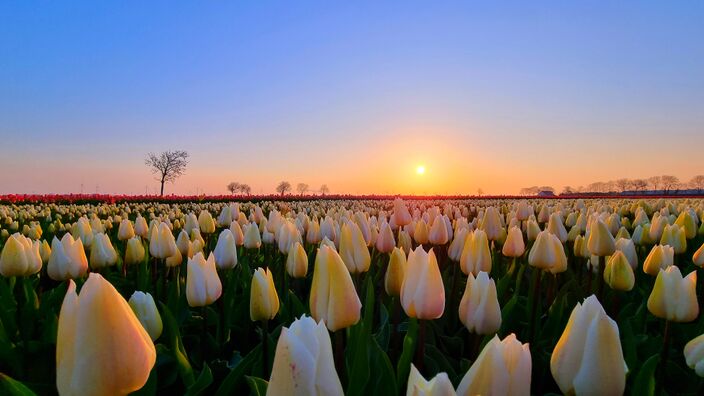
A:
[1, 2, 703, 194]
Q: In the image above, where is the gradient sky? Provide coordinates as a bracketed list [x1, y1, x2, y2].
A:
[1, 2, 703, 195]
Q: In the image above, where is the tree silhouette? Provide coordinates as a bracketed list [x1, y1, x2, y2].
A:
[276, 181, 291, 196]
[145, 150, 189, 196]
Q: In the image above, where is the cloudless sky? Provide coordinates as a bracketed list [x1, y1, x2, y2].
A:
[1, 1, 703, 195]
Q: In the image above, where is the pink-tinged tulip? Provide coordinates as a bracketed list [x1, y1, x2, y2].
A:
[128, 291, 163, 341]
[186, 252, 222, 307]
[587, 219, 615, 257]
[277, 221, 302, 254]
[502, 226, 525, 258]
[456, 334, 531, 396]
[149, 223, 176, 259]
[406, 364, 456, 396]
[0, 233, 42, 277]
[684, 333, 704, 377]
[643, 244, 674, 276]
[306, 220, 322, 244]
[229, 221, 245, 246]
[353, 211, 372, 246]
[134, 215, 149, 238]
[48, 234, 88, 281]
[550, 295, 627, 395]
[385, 247, 406, 297]
[460, 230, 492, 276]
[250, 267, 280, 321]
[339, 222, 371, 274]
[213, 229, 238, 270]
[401, 247, 445, 319]
[310, 245, 361, 331]
[393, 198, 413, 227]
[376, 221, 396, 253]
[480, 206, 502, 241]
[57, 273, 156, 396]
[267, 315, 344, 396]
[448, 228, 468, 262]
[604, 251, 635, 291]
[694, 243, 704, 267]
[647, 266, 698, 322]
[459, 272, 501, 335]
[547, 213, 567, 243]
[89, 233, 118, 270]
[429, 216, 449, 245]
[286, 241, 308, 278]
[547, 234, 567, 274]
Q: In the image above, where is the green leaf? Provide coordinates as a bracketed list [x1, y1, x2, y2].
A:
[159, 302, 195, 387]
[214, 345, 262, 396]
[0, 373, 37, 396]
[184, 363, 213, 396]
[367, 337, 397, 395]
[347, 276, 375, 396]
[631, 353, 659, 396]
[396, 318, 418, 395]
[244, 376, 268, 396]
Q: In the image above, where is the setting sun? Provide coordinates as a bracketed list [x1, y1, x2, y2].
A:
[416, 165, 426, 175]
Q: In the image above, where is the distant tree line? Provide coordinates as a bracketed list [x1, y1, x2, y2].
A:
[520, 175, 704, 195]
[228, 181, 330, 196]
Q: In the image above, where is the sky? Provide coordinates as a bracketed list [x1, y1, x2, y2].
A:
[1, 1, 703, 195]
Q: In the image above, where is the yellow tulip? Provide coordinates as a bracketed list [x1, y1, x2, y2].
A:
[385, 247, 407, 297]
[643, 244, 674, 276]
[0, 233, 42, 277]
[285, 241, 308, 278]
[603, 251, 635, 291]
[502, 226, 525, 258]
[587, 219, 615, 256]
[458, 271, 501, 335]
[310, 245, 361, 331]
[197, 210, 216, 234]
[57, 273, 156, 396]
[684, 333, 704, 377]
[339, 222, 371, 274]
[460, 230, 492, 276]
[124, 236, 145, 266]
[401, 247, 445, 319]
[250, 267, 280, 321]
[647, 266, 698, 322]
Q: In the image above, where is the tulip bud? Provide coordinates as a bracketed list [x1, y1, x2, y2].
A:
[456, 334, 531, 396]
[548, 235, 567, 274]
[306, 220, 322, 244]
[547, 213, 567, 243]
[459, 271, 501, 335]
[267, 315, 344, 395]
[647, 266, 698, 322]
[339, 222, 371, 274]
[125, 236, 146, 266]
[460, 230, 492, 276]
[385, 247, 406, 297]
[198, 210, 216, 234]
[117, 219, 135, 241]
[250, 267, 280, 321]
[502, 226, 525, 258]
[614, 238, 638, 269]
[186, 252, 222, 307]
[550, 295, 627, 395]
[398, 230, 413, 255]
[448, 228, 468, 262]
[660, 224, 687, 254]
[48, 234, 88, 281]
[587, 219, 615, 256]
[134, 215, 149, 238]
[528, 231, 558, 270]
[413, 220, 430, 245]
[310, 245, 361, 331]
[213, 229, 238, 270]
[150, 222, 177, 259]
[429, 216, 449, 245]
[286, 241, 308, 278]
[604, 251, 635, 291]
[165, 246, 183, 267]
[229, 221, 245, 246]
[244, 223, 262, 249]
[0, 233, 42, 277]
[401, 247, 445, 319]
[694, 243, 704, 267]
[128, 291, 163, 341]
[406, 364, 456, 395]
[526, 219, 541, 241]
[393, 198, 412, 227]
[57, 274, 156, 395]
[39, 239, 51, 263]
[684, 333, 704, 377]
[89, 233, 118, 269]
[375, 222, 396, 253]
[480, 206, 502, 241]
[643, 244, 674, 276]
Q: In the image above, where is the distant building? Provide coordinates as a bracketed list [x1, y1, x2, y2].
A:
[537, 190, 556, 197]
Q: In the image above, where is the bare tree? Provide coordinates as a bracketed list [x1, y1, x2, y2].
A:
[661, 175, 680, 193]
[296, 183, 309, 195]
[631, 179, 648, 191]
[320, 184, 330, 196]
[648, 176, 662, 191]
[520, 186, 540, 195]
[561, 186, 575, 195]
[227, 182, 241, 195]
[145, 150, 189, 196]
[240, 184, 252, 195]
[276, 181, 292, 196]
[689, 175, 704, 192]
[477, 188, 484, 196]
[614, 178, 631, 192]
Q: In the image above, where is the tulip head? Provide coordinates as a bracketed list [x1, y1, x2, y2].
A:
[587, 219, 616, 256]
[0, 233, 42, 277]
[286, 241, 308, 278]
[502, 226, 525, 258]
[406, 364, 456, 396]
[385, 247, 407, 297]
[401, 247, 445, 320]
[643, 244, 675, 276]
[128, 291, 163, 341]
[647, 266, 698, 322]
[186, 252, 223, 307]
[310, 245, 361, 331]
[124, 236, 146, 266]
[250, 267, 280, 322]
[213, 229, 238, 270]
[339, 222, 371, 274]
[458, 271, 502, 335]
[460, 230, 492, 276]
[604, 251, 635, 291]
[684, 333, 704, 377]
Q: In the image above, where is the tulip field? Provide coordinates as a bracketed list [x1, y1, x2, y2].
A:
[2, 196, 704, 395]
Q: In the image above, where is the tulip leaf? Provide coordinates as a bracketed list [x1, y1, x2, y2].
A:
[346, 277, 374, 396]
[0, 373, 37, 396]
[214, 345, 261, 396]
[184, 363, 213, 396]
[158, 302, 195, 387]
[367, 336, 397, 395]
[244, 376, 268, 396]
[631, 353, 659, 396]
[396, 318, 418, 394]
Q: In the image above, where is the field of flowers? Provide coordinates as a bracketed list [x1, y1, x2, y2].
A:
[1, 197, 704, 395]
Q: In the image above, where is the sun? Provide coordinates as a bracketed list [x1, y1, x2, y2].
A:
[416, 165, 426, 175]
